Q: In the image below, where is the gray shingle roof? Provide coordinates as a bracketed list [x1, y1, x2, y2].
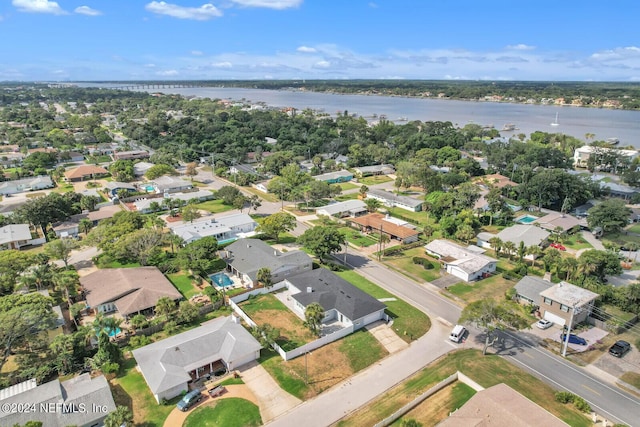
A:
[288, 269, 386, 322]
[225, 239, 312, 281]
[132, 316, 261, 395]
[514, 276, 553, 302]
[368, 189, 423, 208]
[496, 225, 550, 247]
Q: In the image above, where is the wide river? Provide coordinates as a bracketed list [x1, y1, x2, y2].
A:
[80, 84, 640, 148]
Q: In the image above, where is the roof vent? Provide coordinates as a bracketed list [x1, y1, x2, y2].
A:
[306, 287, 313, 293]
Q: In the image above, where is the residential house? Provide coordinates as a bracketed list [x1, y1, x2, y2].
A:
[112, 150, 150, 161]
[513, 275, 553, 305]
[437, 383, 569, 427]
[477, 224, 550, 259]
[367, 189, 423, 212]
[151, 176, 193, 194]
[170, 213, 258, 245]
[222, 239, 313, 287]
[425, 239, 497, 282]
[59, 151, 85, 163]
[0, 374, 116, 427]
[534, 212, 583, 233]
[0, 175, 54, 195]
[81, 267, 182, 318]
[573, 145, 639, 168]
[0, 151, 25, 167]
[168, 189, 215, 204]
[105, 181, 137, 199]
[133, 316, 261, 403]
[52, 213, 88, 238]
[316, 200, 367, 218]
[573, 201, 596, 218]
[133, 161, 155, 177]
[312, 169, 354, 184]
[350, 213, 420, 244]
[264, 136, 277, 145]
[352, 164, 395, 177]
[0, 224, 45, 249]
[35, 289, 66, 341]
[601, 181, 640, 200]
[476, 173, 518, 189]
[64, 165, 109, 182]
[86, 204, 123, 224]
[539, 281, 599, 326]
[229, 163, 259, 176]
[285, 268, 386, 329]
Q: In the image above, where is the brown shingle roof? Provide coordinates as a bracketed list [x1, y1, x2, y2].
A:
[81, 267, 182, 316]
[64, 165, 108, 180]
[350, 213, 419, 240]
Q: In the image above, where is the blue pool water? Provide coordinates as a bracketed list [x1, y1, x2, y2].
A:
[142, 184, 154, 192]
[516, 215, 537, 224]
[210, 272, 234, 288]
[108, 327, 122, 337]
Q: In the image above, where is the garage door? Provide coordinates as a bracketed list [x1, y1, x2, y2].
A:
[543, 311, 566, 326]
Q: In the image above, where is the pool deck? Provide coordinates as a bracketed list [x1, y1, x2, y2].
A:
[210, 272, 244, 290]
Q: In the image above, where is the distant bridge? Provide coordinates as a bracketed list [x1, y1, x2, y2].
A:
[110, 83, 198, 91]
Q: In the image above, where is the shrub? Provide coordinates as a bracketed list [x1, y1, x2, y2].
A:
[424, 261, 434, 270]
[573, 396, 591, 413]
[129, 335, 152, 349]
[412, 257, 426, 265]
[554, 391, 575, 404]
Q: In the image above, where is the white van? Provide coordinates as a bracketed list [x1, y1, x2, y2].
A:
[449, 325, 466, 343]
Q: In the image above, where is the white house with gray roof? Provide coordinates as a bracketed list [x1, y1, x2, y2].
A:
[315, 199, 367, 218]
[285, 268, 386, 329]
[0, 374, 116, 427]
[132, 316, 261, 403]
[514, 275, 553, 305]
[0, 175, 54, 195]
[0, 224, 44, 250]
[170, 213, 257, 244]
[367, 189, 423, 212]
[151, 176, 193, 194]
[223, 238, 313, 287]
[425, 239, 497, 282]
[477, 225, 550, 260]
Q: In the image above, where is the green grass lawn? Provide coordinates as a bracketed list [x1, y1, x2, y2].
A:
[336, 182, 359, 191]
[358, 175, 393, 186]
[243, 186, 279, 203]
[339, 227, 379, 247]
[195, 199, 235, 214]
[336, 270, 431, 342]
[382, 247, 442, 282]
[335, 193, 359, 201]
[627, 223, 640, 234]
[183, 398, 261, 427]
[167, 271, 201, 299]
[562, 235, 593, 251]
[387, 207, 431, 227]
[446, 273, 517, 304]
[392, 382, 476, 426]
[337, 349, 591, 427]
[339, 328, 388, 372]
[52, 183, 75, 194]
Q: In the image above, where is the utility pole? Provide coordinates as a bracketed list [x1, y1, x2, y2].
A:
[378, 223, 384, 261]
[562, 305, 578, 357]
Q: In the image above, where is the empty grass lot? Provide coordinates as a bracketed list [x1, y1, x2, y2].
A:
[357, 175, 393, 186]
[446, 273, 517, 304]
[167, 271, 201, 299]
[194, 199, 234, 214]
[336, 349, 591, 427]
[183, 398, 261, 427]
[335, 270, 430, 342]
[383, 247, 441, 282]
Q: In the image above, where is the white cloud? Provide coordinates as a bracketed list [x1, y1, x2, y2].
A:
[590, 46, 640, 62]
[506, 44, 536, 51]
[230, 0, 302, 9]
[74, 6, 102, 16]
[191, 50, 204, 56]
[211, 61, 233, 68]
[145, 2, 222, 20]
[144, 63, 156, 68]
[297, 46, 316, 53]
[314, 60, 330, 68]
[12, 0, 67, 15]
[157, 69, 179, 76]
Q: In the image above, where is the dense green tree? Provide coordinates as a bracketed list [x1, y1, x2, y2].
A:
[304, 302, 324, 337]
[257, 212, 296, 243]
[0, 251, 36, 295]
[104, 406, 134, 427]
[577, 250, 622, 282]
[145, 163, 177, 180]
[181, 204, 201, 223]
[297, 226, 346, 262]
[44, 237, 79, 268]
[586, 199, 632, 234]
[176, 236, 219, 276]
[108, 160, 135, 182]
[176, 300, 199, 324]
[216, 185, 242, 205]
[257, 267, 273, 288]
[13, 192, 80, 231]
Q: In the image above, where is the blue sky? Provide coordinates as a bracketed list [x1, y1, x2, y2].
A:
[1, 0, 639, 81]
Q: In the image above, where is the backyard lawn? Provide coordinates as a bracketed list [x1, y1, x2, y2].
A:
[383, 247, 442, 282]
[167, 271, 201, 299]
[336, 182, 359, 191]
[183, 398, 261, 427]
[358, 175, 393, 186]
[195, 199, 235, 214]
[336, 270, 431, 342]
[446, 273, 517, 304]
[336, 349, 591, 427]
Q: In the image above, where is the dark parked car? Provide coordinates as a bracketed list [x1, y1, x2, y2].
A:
[176, 389, 203, 412]
[609, 340, 632, 357]
[560, 333, 587, 345]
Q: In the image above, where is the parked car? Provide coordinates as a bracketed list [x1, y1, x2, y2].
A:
[560, 333, 587, 345]
[536, 319, 553, 330]
[550, 243, 566, 251]
[176, 389, 203, 412]
[609, 340, 632, 357]
[208, 385, 225, 397]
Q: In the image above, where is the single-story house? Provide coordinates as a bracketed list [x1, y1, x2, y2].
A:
[477, 224, 550, 258]
[229, 163, 259, 176]
[513, 275, 553, 305]
[169, 189, 216, 204]
[573, 145, 639, 168]
[133, 161, 155, 177]
[0, 151, 25, 167]
[425, 239, 497, 282]
[573, 201, 596, 218]
[64, 165, 109, 182]
[352, 164, 395, 177]
[539, 281, 599, 326]
[81, 267, 182, 317]
[0, 374, 116, 427]
[312, 169, 354, 184]
[601, 181, 640, 200]
[437, 383, 569, 427]
[0, 175, 54, 195]
[59, 151, 85, 162]
[285, 268, 386, 329]
[151, 176, 193, 194]
[222, 239, 313, 287]
[533, 212, 583, 233]
[429, 165, 451, 174]
[170, 213, 258, 244]
[253, 181, 270, 193]
[476, 173, 518, 189]
[52, 213, 88, 238]
[316, 200, 367, 218]
[0, 224, 44, 250]
[349, 213, 420, 244]
[367, 189, 423, 212]
[112, 150, 150, 161]
[133, 316, 261, 403]
[86, 204, 123, 224]
[105, 181, 137, 199]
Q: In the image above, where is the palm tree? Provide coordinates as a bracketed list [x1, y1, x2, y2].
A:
[503, 241, 516, 261]
[517, 241, 526, 263]
[358, 185, 369, 199]
[526, 245, 543, 267]
[256, 267, 272, 289]
[104, 406, 134, 427]
[561, 257, 579, 281]
[79, 218, 93, 235]
[364, 198, 382, 213]
[488, 237, 503, 258]
[378, 234, 390, 260]
[304, 302, 324, 337]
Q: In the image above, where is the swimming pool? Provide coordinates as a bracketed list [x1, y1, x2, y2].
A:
[210, 272, 234, 288]
[108, 327, 122, 337]
[142, 184, 155, 192]
[516, 214, 538, 224]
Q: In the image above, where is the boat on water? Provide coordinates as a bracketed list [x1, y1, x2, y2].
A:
[396, 116, 408, 121]
[550, 112, 559, 127]
[606, 137, 620, 145]
[502, 123, 517, 131]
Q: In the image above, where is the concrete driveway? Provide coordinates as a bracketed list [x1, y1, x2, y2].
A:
[365, 320, 409, 353]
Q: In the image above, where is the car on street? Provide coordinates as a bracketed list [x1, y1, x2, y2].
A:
[536, 319, 553, 329]
[550, 242, 566, 251]
[560, 333, 587, 345]
[609, 340, 632, 357]
[176, 389, 203, 412]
